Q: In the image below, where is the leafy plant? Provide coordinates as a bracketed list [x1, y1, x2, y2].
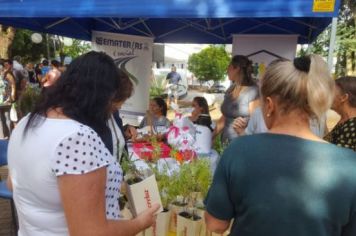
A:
[120, 149, 146, 184]
[17, 84, 41, 118]
[149, 75, 167, 98]
[213, 134, 229, 155]
[151, 163, 177, 209]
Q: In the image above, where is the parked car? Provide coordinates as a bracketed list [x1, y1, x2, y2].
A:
[208, 84, 226, 93]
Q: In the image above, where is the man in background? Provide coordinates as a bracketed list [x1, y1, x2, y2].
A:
[166, 66, 181, 105]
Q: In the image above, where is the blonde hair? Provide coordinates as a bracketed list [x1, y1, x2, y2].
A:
[260, 55, 334, 120]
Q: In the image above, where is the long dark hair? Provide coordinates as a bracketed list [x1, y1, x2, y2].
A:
[193, 96, 209, 114]
[25, 51, 133, 137]
[230, 55, 255, 86]
[152, 97, 167, 116]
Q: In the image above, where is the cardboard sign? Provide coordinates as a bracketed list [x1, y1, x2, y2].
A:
[126, 174, 163, 217]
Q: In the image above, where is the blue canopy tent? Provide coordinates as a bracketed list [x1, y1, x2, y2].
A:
[0, 0, 341, 44]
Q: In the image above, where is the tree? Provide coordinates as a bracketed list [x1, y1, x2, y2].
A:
[10, 29, 50, 63]
[334, 0, 356, 75]
[188, 45, 230, 83]
[0, 25, 16, 59]
[61, 38, 91, 62]
[310, 0, 356, 76]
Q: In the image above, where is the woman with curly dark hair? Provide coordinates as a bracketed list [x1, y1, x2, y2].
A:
[7, 51, 160, 236]
[324, 76, 356, 151]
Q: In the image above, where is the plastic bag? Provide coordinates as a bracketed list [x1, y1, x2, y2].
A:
[10, 103, 18, 122]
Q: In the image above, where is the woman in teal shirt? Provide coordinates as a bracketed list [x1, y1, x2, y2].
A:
[205, 55, 356, 236]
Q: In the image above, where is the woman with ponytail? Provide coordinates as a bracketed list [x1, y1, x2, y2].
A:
[205, 55, 356, 236]
[213, 55, 259, 143]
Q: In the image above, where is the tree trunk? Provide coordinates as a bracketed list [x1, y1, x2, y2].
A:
[0, 25, 16, 59]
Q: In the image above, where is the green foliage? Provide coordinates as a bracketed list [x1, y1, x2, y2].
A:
[17, 85, 41, 118]
[173, 159, 212, 206]
[10, 29, 50, 63]
[120, 149, 146, 183]
[310, 27, 331, 57]
[213, 134, 229, 156]
[9, 30, 90, 64]
[335, 1, 356, 75]
[310, 0, 356, 76]
[151, 163, 177, 209]
[188, 45, 230, 82]
[62, 38, 91, 60]
[149, 75, 167, 98]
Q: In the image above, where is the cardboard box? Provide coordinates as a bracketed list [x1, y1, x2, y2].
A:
[126, 174, 163, 217]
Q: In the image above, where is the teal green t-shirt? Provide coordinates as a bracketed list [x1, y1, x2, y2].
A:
[205, 133, 356, 236]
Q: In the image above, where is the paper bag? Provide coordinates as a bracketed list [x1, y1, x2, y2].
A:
[169, 203, 186, 232]
[126, 174, 163, 217]
[177, 212, 203, 236]
[137, 210, 171, 236]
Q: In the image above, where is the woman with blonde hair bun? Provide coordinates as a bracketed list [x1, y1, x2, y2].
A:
[205, 55, 356, 236]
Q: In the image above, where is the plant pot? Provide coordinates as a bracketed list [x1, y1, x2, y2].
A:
[177, 211, 203, 236]
[125, 174, 163, 217]
[169, 202, 187, 233]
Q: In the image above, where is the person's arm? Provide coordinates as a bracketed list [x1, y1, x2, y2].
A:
[123, 125, 138, 141]
[248, 99, 260, 115]
[58, 167, 159, 236]
[233, 117, 248, 135]
[6, 175, 13, 191]
[6, 74, 16, 102]
[205, 212, 230, 233]
[213, 115, 225, 139]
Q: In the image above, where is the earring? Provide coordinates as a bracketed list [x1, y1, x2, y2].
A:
[266, 113, 271, 117]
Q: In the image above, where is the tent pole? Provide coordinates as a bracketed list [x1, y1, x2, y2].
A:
[327, 17, 338, 71]
[46, 34, 50, 60]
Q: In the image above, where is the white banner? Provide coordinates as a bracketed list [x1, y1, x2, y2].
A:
[92, 31, 153, 115]
[232, 35, 298, 80]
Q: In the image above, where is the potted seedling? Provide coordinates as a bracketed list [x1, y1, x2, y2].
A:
[176, 159, 212, 236]
[144, 162, 177, 236]
[120, 150, 163, 219]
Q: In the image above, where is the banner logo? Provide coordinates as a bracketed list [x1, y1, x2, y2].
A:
[95, 37, 146, 53]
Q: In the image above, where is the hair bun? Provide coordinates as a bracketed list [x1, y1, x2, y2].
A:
[293, 56, 311, 73]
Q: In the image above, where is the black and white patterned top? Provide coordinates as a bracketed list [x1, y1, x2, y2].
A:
[52, 124, 123, 219]
[8, 116, 124, 235]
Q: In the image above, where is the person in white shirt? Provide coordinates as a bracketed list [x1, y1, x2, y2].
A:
[7, 51, 159, 236]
